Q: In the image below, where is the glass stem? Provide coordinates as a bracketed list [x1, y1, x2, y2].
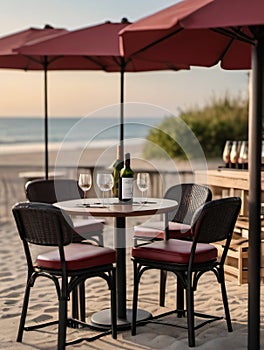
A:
[144, 189, 148, 203]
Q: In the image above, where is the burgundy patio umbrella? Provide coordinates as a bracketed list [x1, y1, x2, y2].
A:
[15, 19, 188, 164]
[120, 0, 263, 348]
[0, 25, 68, 179]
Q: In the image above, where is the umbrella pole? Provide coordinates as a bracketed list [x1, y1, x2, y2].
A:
[248, 40, 263, 350]
[120, 59, 125, 162]
[44, 56, 49, 180]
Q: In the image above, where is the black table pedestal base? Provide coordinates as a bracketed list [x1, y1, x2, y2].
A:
[91, 308, 152, 329]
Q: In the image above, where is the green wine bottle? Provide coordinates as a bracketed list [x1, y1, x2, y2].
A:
[112, 145, 123, 198]
[119, 152, 134, 202]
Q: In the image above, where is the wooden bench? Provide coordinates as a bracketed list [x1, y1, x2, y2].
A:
[196, 169, 264, 284]
[213, 234, 248, 285]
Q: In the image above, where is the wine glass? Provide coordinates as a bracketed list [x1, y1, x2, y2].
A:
[222, 140, 232, 168]
[78, 172, 92, 200]
[230, 141, 239, 168]
[96, 173, 114, 206]
[137, 172, 150, 203]
[238, 141, 248, 169]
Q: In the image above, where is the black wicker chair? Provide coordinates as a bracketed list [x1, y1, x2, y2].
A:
[25, 178, 104, 246]
[25, 178, 106, 322]
[134, 183, 212, 244]
[131, 197, 241, 347]
[12, 202, 117, 350]
[134, 183, 212, 306]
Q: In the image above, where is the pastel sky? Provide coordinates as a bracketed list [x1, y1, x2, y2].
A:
[0, 0, 248, 118]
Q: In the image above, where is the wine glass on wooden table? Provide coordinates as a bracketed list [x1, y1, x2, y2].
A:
[97, 173, 114, 206]
[137, 172, 150, 203]
[78, 172, 92, 202]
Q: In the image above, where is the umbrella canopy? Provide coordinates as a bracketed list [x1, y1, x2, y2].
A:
[0, 25, 67, 69]
[15, 19, 188, 163]
[16, 19, 187, 71]
[120, 1, 264, 348]
[120, 0, 258, 70]
[0, 25, 68, 179]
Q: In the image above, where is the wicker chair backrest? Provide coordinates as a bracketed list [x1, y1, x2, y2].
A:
[165, 183, 212, 224]
[191, 197, 241, 244]
[25, 179, 83, 204]
[12, 202, 73, 246]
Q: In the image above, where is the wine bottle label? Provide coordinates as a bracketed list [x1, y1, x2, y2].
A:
[121, 178, 133, 199]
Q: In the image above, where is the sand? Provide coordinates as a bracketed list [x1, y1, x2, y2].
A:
[0, 145, 263, 349]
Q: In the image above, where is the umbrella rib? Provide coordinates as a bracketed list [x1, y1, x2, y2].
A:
[231, 27, 256, 44]
[129, 27, 184, 59]
[22, 54, 64, 68]
[128, 25, 255, 63]
[212, 27, 255, 45]
[82, 55, 111, 71]
[17, 55, 42, 70]
[112, 55, 123, 68]
[26, 54, 116, 71]
[45, 55, 65, 65]
[82, 55, 124, 71]
[216, 35, 236, 62]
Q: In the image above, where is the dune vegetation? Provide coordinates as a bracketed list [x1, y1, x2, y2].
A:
[144, 95, 248, 159]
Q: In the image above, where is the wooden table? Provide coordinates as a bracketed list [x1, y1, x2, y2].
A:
[54, 197, 178, 327]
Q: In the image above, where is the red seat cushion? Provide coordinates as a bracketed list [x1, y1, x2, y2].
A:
[36, 244, 116, 271]
[134, 221, 192, 240]
[132, 239, 217, 265]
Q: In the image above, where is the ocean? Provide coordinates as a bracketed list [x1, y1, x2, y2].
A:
[0, 116, 163, 154]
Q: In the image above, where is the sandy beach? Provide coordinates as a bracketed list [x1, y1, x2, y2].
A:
[0, 145, 263, 349]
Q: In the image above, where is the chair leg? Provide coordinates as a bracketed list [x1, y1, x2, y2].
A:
[159, 270, 167, 307]
[186, 281, 195, 347]
[79, 282, 86, 322]
[176, 276, 185, 318]
[71, 287, 79, 319]
[132, 261, 139, 336]
[17, 282, 31, 342]
[219, 268, 233, 332]
[111, 268, 117, 339]
[58, 297, 67, 350]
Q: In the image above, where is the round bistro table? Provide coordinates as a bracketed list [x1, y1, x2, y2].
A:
[54, 197, 178, 328]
